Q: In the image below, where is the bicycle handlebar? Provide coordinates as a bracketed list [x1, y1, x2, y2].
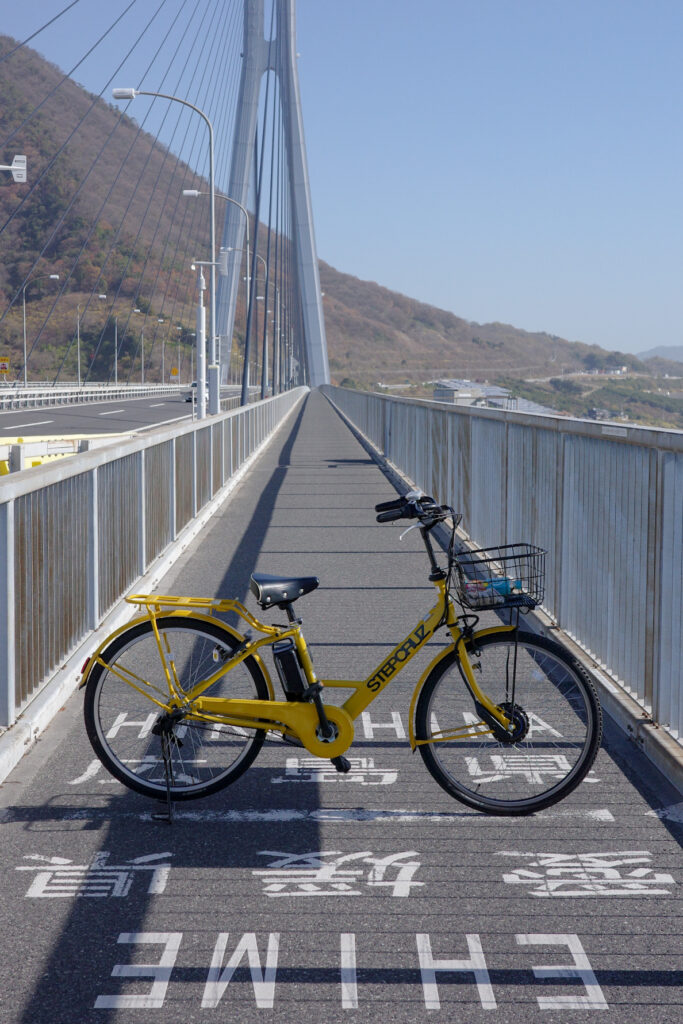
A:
[375, 491, 446, 525]
[375, 497, 406, 513]
[376, 506, 405, 523]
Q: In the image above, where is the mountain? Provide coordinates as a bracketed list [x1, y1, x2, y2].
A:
[319, 262, 645, 386]
[0, 36, 664, 390]
[637, 345, 683, 365]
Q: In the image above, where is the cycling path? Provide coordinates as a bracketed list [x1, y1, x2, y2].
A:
[0, 389, 681, 1023]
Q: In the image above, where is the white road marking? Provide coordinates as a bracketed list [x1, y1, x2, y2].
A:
[98, 408, 126, 416]
[341, 934, 358, 1008]
[149, 402, 165, 407]
[0, 805, 616, 824]
[3, 419, 54, 428]
[648, 801, 683, 823]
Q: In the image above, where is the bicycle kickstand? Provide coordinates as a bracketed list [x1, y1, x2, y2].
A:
[152, 729, 175, 825]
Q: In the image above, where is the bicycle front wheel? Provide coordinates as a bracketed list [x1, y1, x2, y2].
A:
[84, 616, 270, 800]
[415, 631, 602, 815]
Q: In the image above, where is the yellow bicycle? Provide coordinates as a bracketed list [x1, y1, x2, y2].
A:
[81, 491, 602, 816]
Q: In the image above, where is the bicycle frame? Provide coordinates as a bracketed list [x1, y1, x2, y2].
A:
[81, 580, 518, 759]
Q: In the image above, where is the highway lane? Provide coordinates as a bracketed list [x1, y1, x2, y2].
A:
[0, 394, 195, 437]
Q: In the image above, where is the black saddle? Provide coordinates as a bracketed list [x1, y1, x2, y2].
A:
[249, 572, 320, 610]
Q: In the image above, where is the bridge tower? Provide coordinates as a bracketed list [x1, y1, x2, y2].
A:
[217, 0, 329, 390]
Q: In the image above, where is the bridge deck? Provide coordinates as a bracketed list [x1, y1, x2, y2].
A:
[0, 390, 681, 1022]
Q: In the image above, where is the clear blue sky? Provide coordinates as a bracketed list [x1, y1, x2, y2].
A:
[3, 0, 683, 355]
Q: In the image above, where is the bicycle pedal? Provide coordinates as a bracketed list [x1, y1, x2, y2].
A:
[330, 755, 351, 774]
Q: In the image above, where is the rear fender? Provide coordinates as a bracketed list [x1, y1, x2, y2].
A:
[79, 610, 274, 698]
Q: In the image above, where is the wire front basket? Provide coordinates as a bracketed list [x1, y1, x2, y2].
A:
[454, 543, 546, 611]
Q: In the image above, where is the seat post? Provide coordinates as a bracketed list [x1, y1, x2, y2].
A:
[284, 602, 299, 623]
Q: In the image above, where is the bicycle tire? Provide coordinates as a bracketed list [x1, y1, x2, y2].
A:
[83, 616, 270, 801]
[415, 630, 602, 815]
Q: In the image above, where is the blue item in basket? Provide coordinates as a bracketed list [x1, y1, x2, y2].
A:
[465, 577, 522, 598]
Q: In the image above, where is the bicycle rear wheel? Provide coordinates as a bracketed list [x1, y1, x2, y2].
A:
[83, 616, 269, 800]
[415, 631, 602, 815]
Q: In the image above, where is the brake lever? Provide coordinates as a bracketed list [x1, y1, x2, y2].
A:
[399, 523, 420, 541]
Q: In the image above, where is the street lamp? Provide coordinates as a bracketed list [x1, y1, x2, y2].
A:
[130, 308, 144, 384]
[113, 316, 118, 385]
[22, 272, 59, 385]
[0, 155, 26, 182]
[158, 318, 165, 381]
[114, 87, 217, 413]
[183, 189, 251, 410]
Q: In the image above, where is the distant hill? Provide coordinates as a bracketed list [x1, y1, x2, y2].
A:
[0, 36, 664, 389]
[320, 262, 646, 386]
[637, 345, 683, 366]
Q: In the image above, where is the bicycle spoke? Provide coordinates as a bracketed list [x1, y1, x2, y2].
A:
[84, 618, 269, 800]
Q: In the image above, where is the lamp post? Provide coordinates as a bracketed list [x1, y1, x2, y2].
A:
[189, 261, 209, 418]
[158, 319, 165, 381]
[22, 273, 59, 385]
[113, 316, 118, 385]
[114, 87, 216, 412]
[175, 326, 182, 383]
[183, 189, 251, 410]
[130, 307, 143, 384]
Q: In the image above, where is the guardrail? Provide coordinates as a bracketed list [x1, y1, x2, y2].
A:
[0, 387, 307, 728]
[322, 385, 683, 745]
[0, 382, 187, 410]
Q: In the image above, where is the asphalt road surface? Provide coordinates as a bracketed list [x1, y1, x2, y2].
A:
[0, 393, 196, 437]
[0, 390, 681, 1023]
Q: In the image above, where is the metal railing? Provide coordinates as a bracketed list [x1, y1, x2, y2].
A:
[323, 385, 683, 744]
[0, 387, 307, 727]
[0, 382, 187, 410]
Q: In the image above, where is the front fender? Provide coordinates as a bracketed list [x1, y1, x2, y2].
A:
[79, 610, 274, 698]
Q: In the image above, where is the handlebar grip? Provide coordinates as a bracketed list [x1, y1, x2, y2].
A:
[374, 496, 406, 513]
[376, 507, 405, 523]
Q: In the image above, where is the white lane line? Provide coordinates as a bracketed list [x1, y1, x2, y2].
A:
[98, 409, 126, 416]
[0, 806, 615, 824]
[153, 807, 615, 824]
[3, 419, 54, 429]
[149, 402, 165, 407]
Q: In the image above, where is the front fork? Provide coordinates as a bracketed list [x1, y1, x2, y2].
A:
[451, 624, 519, 739]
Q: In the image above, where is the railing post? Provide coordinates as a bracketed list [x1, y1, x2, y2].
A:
[553, 431, 566, 623]
[209, 423, 215, 495]
[137, 449, 146, 576]
[192, 430, 198, 517]
[9, 445, 25, 473]
[0, 500, 15, 727]
[645, 447, 663, 716]
[87, 468, 99, 630]
[169, 438, 177, 541]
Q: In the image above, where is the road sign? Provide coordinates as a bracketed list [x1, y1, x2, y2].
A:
[0, 355, 10, 375]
